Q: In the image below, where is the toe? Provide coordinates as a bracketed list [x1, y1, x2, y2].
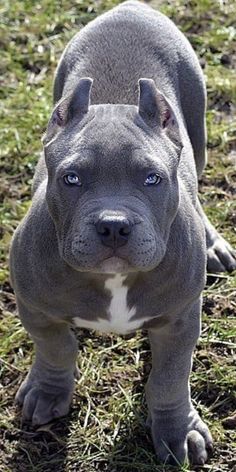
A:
[52, 394, 72, 419]
[15, 376, 33, 406]
[207, 248, 226, 272]
[32, 392, 56, 426]
[215, 244, 236, 272]
[22, 387, 38, 422]
[153, 437, 187, 466]
[187, 430, 208, 465]
[198, 421, 213, 448]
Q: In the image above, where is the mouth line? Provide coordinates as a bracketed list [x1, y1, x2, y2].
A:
[102, 254, 128, 262]
[96, 255, 131, 274]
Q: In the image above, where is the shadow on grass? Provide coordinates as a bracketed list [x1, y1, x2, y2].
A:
[7, 411, 71, 472]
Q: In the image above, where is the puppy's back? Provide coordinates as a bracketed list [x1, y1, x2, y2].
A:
[54, 1, 202, 108]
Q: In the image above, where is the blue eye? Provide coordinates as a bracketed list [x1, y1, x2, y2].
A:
[64, 174, 81, 186]
[144, 173, 162, 186]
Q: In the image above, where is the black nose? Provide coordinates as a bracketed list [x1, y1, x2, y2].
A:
[95, 215, 132, 248]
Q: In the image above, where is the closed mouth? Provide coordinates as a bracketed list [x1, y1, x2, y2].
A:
[97, 256, 130, 274]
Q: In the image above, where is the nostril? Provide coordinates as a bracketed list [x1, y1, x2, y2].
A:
[101, 226, 110, 237]
[119, 225, 131, 237]
[96, 221, 111, 237]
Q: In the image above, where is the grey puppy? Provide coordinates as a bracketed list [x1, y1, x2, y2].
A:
[10, 0, 236, 466]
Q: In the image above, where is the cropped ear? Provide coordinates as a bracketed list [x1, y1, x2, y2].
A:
[43, 77, 93, 145]
[138, 78, 181, 145]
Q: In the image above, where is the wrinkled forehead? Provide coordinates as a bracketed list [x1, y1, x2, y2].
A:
[47, 104, 173, 172]
[73, 105, 149, 151]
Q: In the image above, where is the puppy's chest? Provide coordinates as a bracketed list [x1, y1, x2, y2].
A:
[73, 274, 150, 334]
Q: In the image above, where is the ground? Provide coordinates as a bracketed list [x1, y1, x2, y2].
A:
[0, 0, 235, 471]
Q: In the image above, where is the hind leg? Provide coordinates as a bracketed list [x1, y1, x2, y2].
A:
[183, 83, 235, 271]
[180, 60, 235, 272]
[193, 123, 236, 273]
[193, 131, 236, 272]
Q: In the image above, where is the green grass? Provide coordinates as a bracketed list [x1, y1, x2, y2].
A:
[0, 0, 236, 471]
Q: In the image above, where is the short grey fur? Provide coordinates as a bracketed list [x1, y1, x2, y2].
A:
[10, 1, 235, 466]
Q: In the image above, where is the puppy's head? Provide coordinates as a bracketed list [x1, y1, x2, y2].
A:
[43, 78, 182, 274]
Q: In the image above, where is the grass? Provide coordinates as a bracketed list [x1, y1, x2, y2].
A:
[0, 0, 236, 471]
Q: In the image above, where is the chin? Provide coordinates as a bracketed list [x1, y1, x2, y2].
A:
[66, 255, 132, 274]
[96, 256, 132, 274]
[94, 256, 160, 274]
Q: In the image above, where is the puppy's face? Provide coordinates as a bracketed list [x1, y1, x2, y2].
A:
[44, 79, 182, 274]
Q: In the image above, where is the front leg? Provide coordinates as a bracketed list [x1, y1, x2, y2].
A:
[146, 299, 213, 466]
[16, 302, 78, 426]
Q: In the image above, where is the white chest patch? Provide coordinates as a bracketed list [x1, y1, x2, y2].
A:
[73, 274, 145, 334]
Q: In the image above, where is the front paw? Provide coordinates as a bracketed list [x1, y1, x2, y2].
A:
[16, 371, 74, 426]
[149, 406, 213, 466]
